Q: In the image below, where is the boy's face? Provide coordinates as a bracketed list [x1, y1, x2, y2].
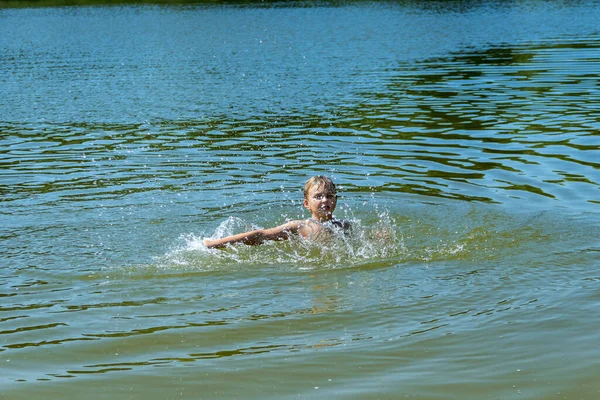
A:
[304, 184, 337, 221]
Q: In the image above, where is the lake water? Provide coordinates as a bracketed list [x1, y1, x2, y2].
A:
[1, 1, 599, 399]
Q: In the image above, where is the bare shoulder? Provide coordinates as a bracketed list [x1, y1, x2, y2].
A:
[297, 218, 321, 238]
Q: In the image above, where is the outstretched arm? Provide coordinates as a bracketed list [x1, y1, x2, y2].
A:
[203, 220, 304, 249]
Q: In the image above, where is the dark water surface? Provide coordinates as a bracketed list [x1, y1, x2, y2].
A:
[1, 1, 599, 399]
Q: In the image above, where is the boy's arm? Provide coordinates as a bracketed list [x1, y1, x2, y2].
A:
[203, 220, 304, 249]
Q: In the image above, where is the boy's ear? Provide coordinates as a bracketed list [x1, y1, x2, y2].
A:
[303, 198, 309, 209]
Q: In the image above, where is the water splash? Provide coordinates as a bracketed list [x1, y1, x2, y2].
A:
[156, 211, 406, 271]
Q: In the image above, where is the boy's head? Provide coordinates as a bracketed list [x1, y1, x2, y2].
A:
[303, 176, 337, 221]
[304, 176, 336, 199]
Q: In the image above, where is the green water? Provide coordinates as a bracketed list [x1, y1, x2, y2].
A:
[1, 1, 599, 399]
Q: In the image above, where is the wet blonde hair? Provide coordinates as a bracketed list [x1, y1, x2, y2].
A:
[303, 176, 336, 199]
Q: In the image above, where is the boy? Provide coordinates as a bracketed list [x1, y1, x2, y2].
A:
[203, 176, 350, 249]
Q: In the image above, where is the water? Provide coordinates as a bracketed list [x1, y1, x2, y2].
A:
[1, 1, 599, 399]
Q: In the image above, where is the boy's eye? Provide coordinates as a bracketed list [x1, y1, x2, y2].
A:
[314, 194, 336, 200]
